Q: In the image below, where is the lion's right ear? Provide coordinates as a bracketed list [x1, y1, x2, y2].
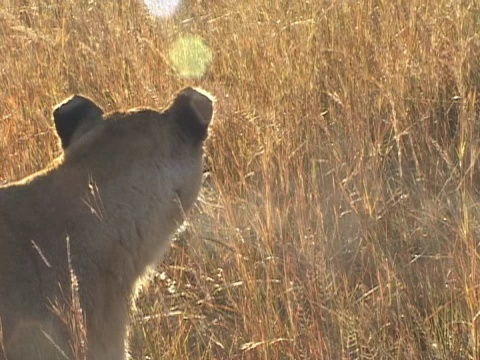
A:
[169, 87, 214, 142]
[53, 95, 104, 149]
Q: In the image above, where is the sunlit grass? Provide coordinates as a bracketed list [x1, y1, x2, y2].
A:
[1, 0, 480, 358]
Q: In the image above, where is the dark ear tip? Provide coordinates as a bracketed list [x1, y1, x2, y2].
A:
[54, 95, 94, 116]
[176, 87, 214, 120]
[53, 95, 103, 149]
[171, 87, 214, 141]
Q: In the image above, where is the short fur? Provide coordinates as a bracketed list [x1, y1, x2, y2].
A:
[0, 87, 213, 359]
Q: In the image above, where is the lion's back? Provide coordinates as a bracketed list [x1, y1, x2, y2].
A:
[0, 186, 72, 359]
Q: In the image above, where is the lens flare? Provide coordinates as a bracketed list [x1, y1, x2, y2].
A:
[168, 35, 212, 78]
[144, 0, 180, 18]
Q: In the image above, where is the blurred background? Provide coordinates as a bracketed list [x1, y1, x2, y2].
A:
[1, 0, 480, 358]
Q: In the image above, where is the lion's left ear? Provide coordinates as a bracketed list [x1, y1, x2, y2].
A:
[53, 95, 104, 149]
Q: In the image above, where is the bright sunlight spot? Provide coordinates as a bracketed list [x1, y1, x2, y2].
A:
[168, 35, 212, 78]
[144, 0, 180, 18]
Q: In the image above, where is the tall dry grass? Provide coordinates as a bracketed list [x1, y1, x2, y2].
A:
[1, 0, 480, 358]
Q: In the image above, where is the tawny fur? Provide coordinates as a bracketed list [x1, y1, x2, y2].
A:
[0, 88, 213, 360]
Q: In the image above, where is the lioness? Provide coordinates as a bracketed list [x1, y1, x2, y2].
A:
[0, 87, 213, 359]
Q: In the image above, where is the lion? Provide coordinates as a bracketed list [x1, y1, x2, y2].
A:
[0, 87, 214, 359]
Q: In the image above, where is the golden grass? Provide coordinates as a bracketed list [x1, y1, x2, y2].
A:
[1, 0, 480, 358]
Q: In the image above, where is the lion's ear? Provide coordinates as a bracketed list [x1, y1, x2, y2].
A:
[169, 87, 213, 142]
[53, 95, 104, 149]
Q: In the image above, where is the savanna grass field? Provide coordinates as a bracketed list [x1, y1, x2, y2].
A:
[1, 0, 480, 358]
